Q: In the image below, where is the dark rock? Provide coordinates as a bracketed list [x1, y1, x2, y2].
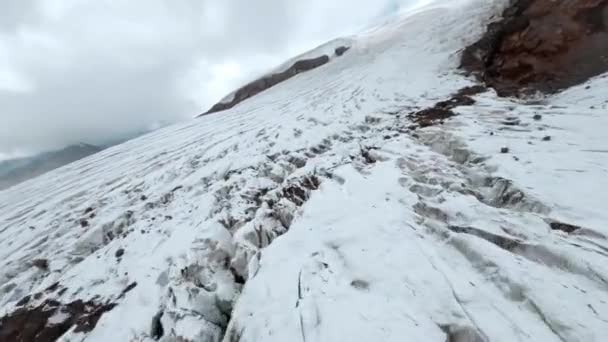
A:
[549, 221, 582, 233]
[350, 279, 370, 290]
[0, 298, 116, 341]
[457, 85, 488, 96]
[542, 135, 552, 141]
[115, 248, 125, 258]
[462, 0, 608, 96]
[202, 55, 331, 115]
[118, 282, 137, 299]
[46, 282, 60, 292]
[502, 119, 521, 126]
[84, 207, 94, 214]
[533, 114, 543, 120]
[335, 46, 350, 56]
[16, 295, 31, 307]
[80, 219, 89, 228]
[140, 195, 147, 201]
[150, 311, 164, 340]
[409, 86, 485, 127]
[230, 266, 246, 285]
[411, 107, 454, 127]
[439, 324, 486, 342]
[32, 259, 49, 271]
[500, 147, 510, 154]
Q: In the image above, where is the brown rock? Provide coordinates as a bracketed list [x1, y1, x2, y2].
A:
[0, 298, 116, 341]
[409, 85, 486, 127]
[32, 259, 49, 271]
[201, 55, 331, 115]
[462, 0, 608, 95]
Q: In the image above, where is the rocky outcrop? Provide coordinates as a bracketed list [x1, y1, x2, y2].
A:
[201, 55, 332, 116]
[462, 0, 608, 95]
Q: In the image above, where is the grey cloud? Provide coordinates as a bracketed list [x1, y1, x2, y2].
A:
[0, 0, 41, 32]
[0, 0, 416, 156]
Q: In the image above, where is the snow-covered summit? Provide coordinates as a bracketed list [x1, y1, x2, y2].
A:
[2, 0, 608, 341]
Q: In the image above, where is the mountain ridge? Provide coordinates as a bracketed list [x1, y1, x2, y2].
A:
[0, 143, 104, 191]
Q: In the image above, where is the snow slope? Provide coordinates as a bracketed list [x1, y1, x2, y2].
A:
[1, 0, 608, 341]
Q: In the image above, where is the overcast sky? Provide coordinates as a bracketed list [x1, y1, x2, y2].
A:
[0, 0, 417, 159]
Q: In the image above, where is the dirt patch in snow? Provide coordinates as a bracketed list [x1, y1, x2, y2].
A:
[0, 299, 116, 341]
[462, 0, 608, 95]
[201, 55, 333, 115]
[409, 85, 486, 127]
[548, 220, 582, 234]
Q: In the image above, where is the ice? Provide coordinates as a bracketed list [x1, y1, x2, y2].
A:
[1, 0, 607, 341]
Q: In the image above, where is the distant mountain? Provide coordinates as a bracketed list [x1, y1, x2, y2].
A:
[0, 126, 160, 191]
[0, 143, 103, 190]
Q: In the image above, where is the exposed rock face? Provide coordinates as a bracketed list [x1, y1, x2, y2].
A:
[462, 0, 608, 95]
[201, 55, 331, 115]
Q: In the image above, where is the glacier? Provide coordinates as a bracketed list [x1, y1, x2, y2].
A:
[1, 0, 607, 341]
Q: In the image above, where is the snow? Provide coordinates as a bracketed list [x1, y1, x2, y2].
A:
[1, 0, 608, 341]
[47, 310, 71, 326]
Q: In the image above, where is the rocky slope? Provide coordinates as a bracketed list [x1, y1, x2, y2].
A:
[201, 40, 352, 115]
[1, 0, 608, 341]
[462, 0, 608, 95]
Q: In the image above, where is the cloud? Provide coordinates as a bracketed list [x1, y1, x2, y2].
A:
[0, 0, 416, 156]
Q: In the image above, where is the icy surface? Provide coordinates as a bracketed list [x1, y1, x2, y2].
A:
[1, 0, 608, 341]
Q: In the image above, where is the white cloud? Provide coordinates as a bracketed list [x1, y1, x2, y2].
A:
[0, 0, 417, 155]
